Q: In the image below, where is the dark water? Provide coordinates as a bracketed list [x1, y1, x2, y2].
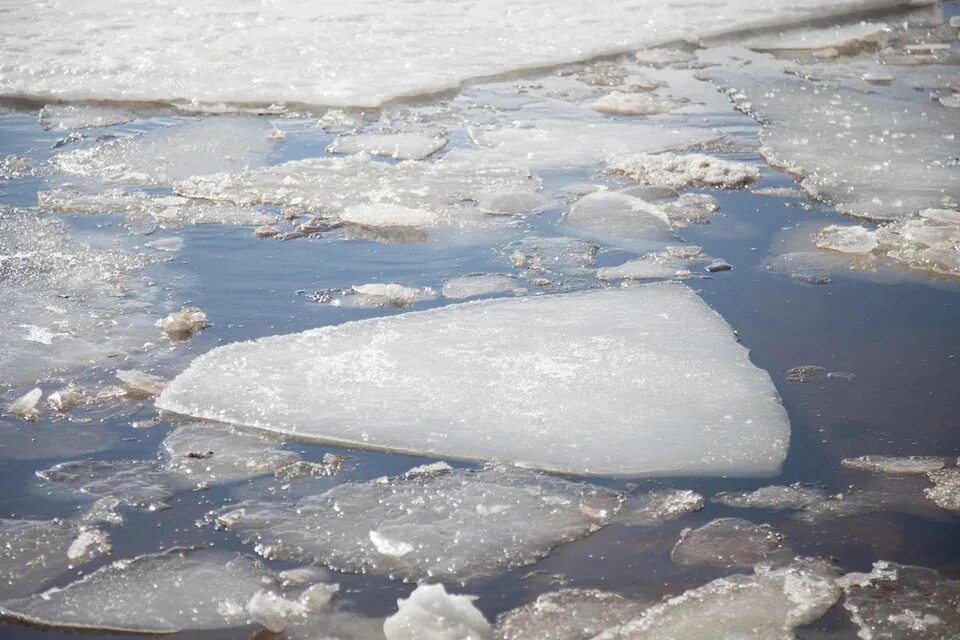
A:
[1, 35, 959, 640]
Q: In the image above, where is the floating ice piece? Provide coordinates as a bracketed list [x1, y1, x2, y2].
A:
[863, 71, 895, 85]
[38, 459, 179, 511]
[596, 561, 841, 640]
[343, 284, 438, 308]
[597, 256, 688, 281]
[573, 61, 629, 86]
[384, 584, 492, 640]
[175, 154, 538, 227]
[23, 324, 67, 347]
[145, 237, 184, 252]
[441, 274, 524, 300]
[875, 217, 960, 279]
[923, 469, 960, 513]
[714, 484, 827, 510]
[403, 461, 454, 478]
[51, 119, 274, 186]
[498, 589, 650, 640]
[0, 155, 31, 179]
[741, 22, 887, 59]
[841, 456, 946, 476]
[39, 104, 136, 131]
[752, 186, 802, 197]
[341, 203, 440, 228]
[634, 48, 696, 69]
[591, 92, 676, 116]
[478, 191, 550, 216]
[607, 153, 758, 190]
[786, 365, 826, 383]
[919, 208, 960, 225]
[661, 193, 720, 224]
[161, 424, 301, 485]
[246, 584, 339, 633]
[328, 133, 448, 160]
[38, 189, 275, 227]
[793, 491, 883, 523]
[939, 93, 960, 109]
[670, 518, 787, 567]
[616, 489, 704, 526]
[8, 388, 42, 421]
[158, 285, 790, 477]
[116, 369, 167, 398]
[840, 561, 960, 640]
[814, 225, 879, 255]
[66, 528, 111, 563]
[83, 496, 124, 526]
[704, 259, 733, 273]
[157, 307, 210, 341]
[211, 466, 619, 583]
[0, 549, 273, 634]
[506, 236, 598, 276]
[0, 519, 93, 599]
[564, 191, 675, 254]
[279, 566, 330, 587]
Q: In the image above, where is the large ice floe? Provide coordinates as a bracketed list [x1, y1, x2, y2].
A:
[0, 0, 923, 110]
[210, 465, 620, 583]
[158, 284, 789, 477]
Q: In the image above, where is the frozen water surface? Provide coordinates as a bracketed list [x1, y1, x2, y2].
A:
[158, 285, 790, 476]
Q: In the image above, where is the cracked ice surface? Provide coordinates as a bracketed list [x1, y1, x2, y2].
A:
[158, 284, 789, 477]
[211, 466, 620, 583]
[0, 1, 920, 110]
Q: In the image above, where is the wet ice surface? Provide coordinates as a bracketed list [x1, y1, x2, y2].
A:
[1, 2, 960, 639]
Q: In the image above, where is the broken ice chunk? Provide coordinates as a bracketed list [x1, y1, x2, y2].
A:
[478, 190, 550, 216]
[210, 466, 620, 583]
[841, 456, 946, 476]
[633, 48, 696, 68]
[840, 561, 960, 640]
[670, 518, 788, 567]
[65, 528, 111, 563]
[787, 365, 826, 383]
[615, 489, 704, 526]
[8, 387, 42, 421]
[341, 283, 438, 308]
[507, 236, 599, 276]
[157, 285, 790, 477]
[0, 518, 93, 599]
[82, 496, 124, 526]
[157, 307, 210, 341]
[863, 71, 895, 85]
[38, 104, 135, 131]
[793, 491, 884, 523]
[144, 236, 184, 252]
[597, 256, 689, 281]
[741, 22, 888, 60]
[0, 549, 273, 634]
[814, 225, 879, 255]
[327, 132, 448, 160]
[442, 274, 524, 300]
[384, 584, 492, 640]
[607, 153, 758, 190]
[704, 259, 733, 273]
[341, 203, 440, 228]
[596, 560, 840, 639]
[924, 469, 960, 513]
[661, 193, 720, 225]
[498, 588, 650, 640]
[563, 191, 676, 254]
[37, 459, 178, 511]
[115, 369, 167, 398]
[591, 92, 676, 116]
[714, 484, 827, 510]
[0, 155, 32, 179]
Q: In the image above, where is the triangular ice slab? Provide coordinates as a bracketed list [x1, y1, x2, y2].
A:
[158, 284, 789, 477]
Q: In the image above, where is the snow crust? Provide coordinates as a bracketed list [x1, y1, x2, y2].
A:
[158, 284, 790, 477]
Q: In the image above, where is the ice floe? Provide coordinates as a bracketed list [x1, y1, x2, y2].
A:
[158, 284, 790, 477]
[328, 133, 448, 160]
[615, 489, 704, 526]
[211, 466, 619, 583]
[506, 236, 599, 277]
[714, 484, 827, 510]
[606, 153, 759, 190]
[498, 588, 651, 640]
[563, 191, 676, 254]
[670, 518, 788, 567]
[441, 274, 525, 300]
[596, 255, 691, 281]
[841, 455, 946, 475]
[0, 549, 273, 634]
[38, 459, 180, 511]
[157, 307, 211, 341]
[384, 584, 492, 640]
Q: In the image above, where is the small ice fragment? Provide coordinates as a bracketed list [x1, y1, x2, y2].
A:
[507, 236, 599, 276]
[607, 153, 758, 190]
[704, 259, 732, 273]
[144, 237, 183, 252]
[21, 324, 63, 345]
[157, 307, 210, 341]
[498, 589, 650, 640]
[841, 456, 946, 476]
[9, 388, 42, 420]
[384, 584, 493, 640]
[247, 590, 309, 632]
[591, 92, 675, 116]
[598, 256, 688, 281]
[369, 531, 415, 557]
[938, 93, 960, 109]
[752, 186, 802, 198]
[82, 497, 124, 526]
[254, 225, 280, 239]
[115, 369, 167, 398]
[66, 529, 111, 563]
[633, 48, 696, 68]
[279, 566, 330, 587]
[787, 365, 826, 383]
[924, 469, 960, 513]
[863, 71, 894, 85]
[403, 461, 453, 478]
[661, 193, 720, 224]
[341, 203, 439, 228]
[327, 132, 447, 161]
[0, 155, 33, 178]
[162, 424, 300, 485]
[670, 518, 787, 567]
[793, 491, 883, 523]
[814, 225, 878, 255]
[827, 371, 857, 381]
[564, 191, 675, 254]
[616, 489, 704, 526]
[38, 459, 177, 511]
[442, 274, 523, 300]
[478, 190, 549, 216]
[346, 283, 437, 308]
[918, 208, 960, 225]
[38, 104, 135, 131]
[714, 484, 826, 510]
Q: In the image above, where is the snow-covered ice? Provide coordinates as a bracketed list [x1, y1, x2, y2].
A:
[341, 203, 441, 228]
[606, 153, 759, 190]
[210, 466, 620, 583]
[384, 584, 492, 640]
[158, 284, 790, 477]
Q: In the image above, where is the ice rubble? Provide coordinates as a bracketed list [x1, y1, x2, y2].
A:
[38, 189, 276, 227]
[670, 518, 788, 567]
[841, 455, 946, 475]
[607, 153, 759, 190]
[615, 489, 704, 526]
[441, 274, 525, 300]
[0, 518, 108, 600]
[52, 118, 274, 186]
[0, 210, 154, 387]
[158, 284, 790, 477]
[384, 584, 493, 640]
[328, 133, 448, 160]
[563, 191, 677, 254]
[38, 104, 136, 131]
[840, 561, 960, 640]
[174, 154, 539, 227]
[0, 0, 917, 109]
[594, 561, 841, 640]
[498, 589, 651, 640]
[0, 549, 273, 634]
[210, 466, 620, 583]
[924, 469, 960, 513]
